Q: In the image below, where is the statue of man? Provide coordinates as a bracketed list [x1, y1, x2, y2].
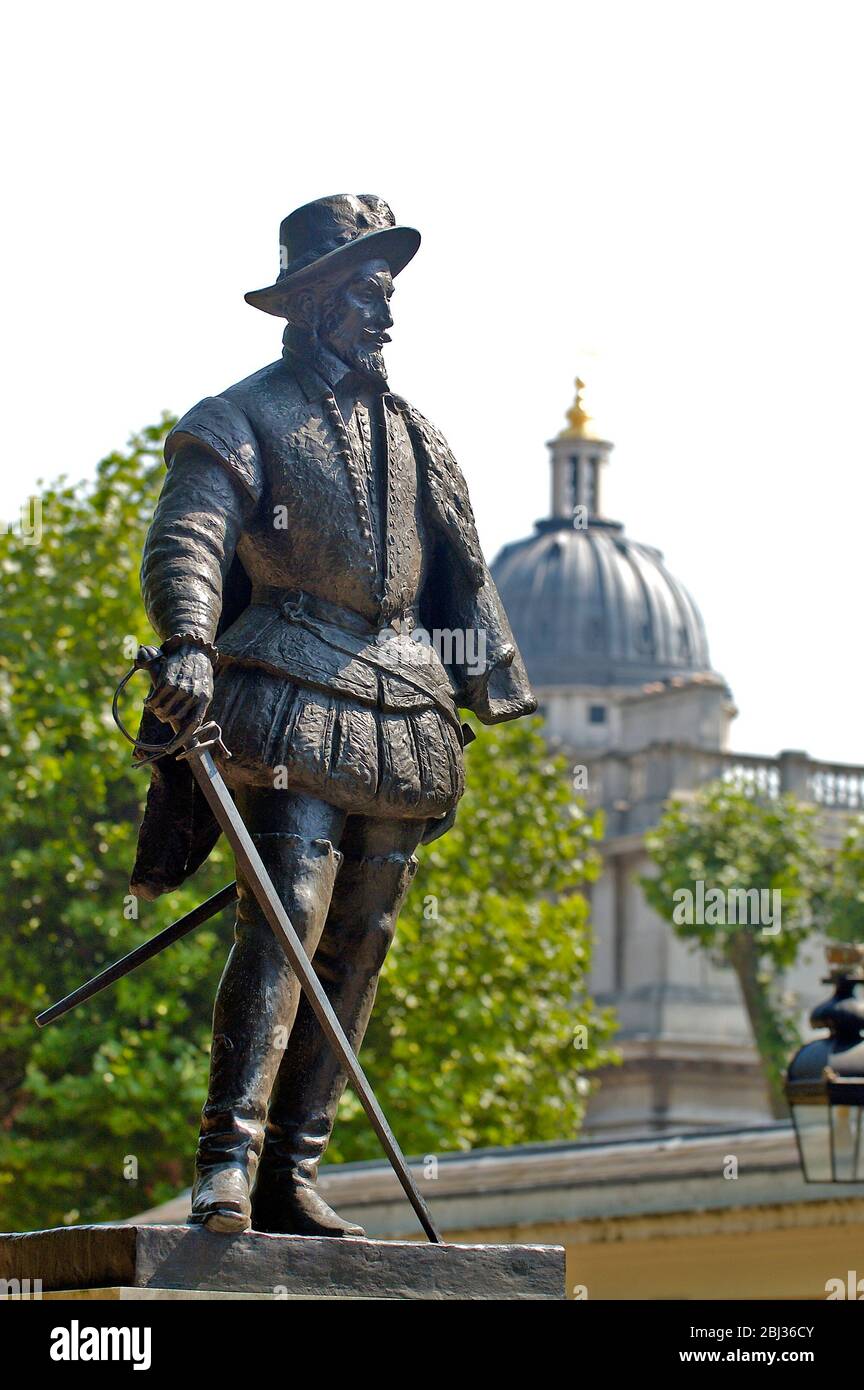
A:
[133, 195, 536, 1238]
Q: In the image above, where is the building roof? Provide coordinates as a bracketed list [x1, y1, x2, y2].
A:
[131, 1124, 855, 1241]
[490, 377, 717, 690]
[491, 518, 714, 688]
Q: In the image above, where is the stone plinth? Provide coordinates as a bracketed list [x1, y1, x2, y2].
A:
[0, 1225, 564, 1300]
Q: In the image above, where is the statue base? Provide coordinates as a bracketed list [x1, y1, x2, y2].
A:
[0, 1224, 564, 1300]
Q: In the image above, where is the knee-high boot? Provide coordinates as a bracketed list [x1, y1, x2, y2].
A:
[189, 832, 342, 1232]
[251, 850, 418, 1236]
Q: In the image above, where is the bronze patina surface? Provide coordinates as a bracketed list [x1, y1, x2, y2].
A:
[127, 195, 536, 1239]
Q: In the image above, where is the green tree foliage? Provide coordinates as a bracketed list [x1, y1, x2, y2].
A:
[0, 419, 234, 1231]
[0, 424, 616, 1231]
[642, 781, 826, 1117]
[817, 816, 864, 943]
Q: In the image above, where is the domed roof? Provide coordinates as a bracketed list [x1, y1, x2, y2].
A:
[491, 378, 718, 690]
[492, 518, 713, 688]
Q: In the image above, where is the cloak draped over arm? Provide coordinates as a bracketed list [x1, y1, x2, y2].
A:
[405, 401, 536, 725]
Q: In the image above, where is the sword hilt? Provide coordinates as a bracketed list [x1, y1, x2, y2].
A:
[111, 645, 221, 768]
[175, 721, 232, 764]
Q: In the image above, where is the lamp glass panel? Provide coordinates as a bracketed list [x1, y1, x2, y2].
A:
[792, 1103, 832, 1182]
[830, 1104, 864, 1181]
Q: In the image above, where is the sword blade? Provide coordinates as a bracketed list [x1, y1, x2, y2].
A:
[184, 739, 441, 1244]
[35, 883, 239, 1027]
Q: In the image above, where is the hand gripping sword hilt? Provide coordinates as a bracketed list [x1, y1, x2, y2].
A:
[111, 646, 231, 769]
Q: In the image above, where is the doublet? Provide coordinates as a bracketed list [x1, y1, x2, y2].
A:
[132, 351, 536, 897]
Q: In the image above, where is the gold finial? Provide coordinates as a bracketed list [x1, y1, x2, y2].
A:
[559, 377, 599, 440]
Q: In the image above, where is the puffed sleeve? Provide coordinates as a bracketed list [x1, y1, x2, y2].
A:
[140, 450, 251, 642]
[164, 396, 263, 506]
[140, 396, 263, 641]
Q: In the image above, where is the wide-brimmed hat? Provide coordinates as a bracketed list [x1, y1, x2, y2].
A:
[244, 194, 420, 317]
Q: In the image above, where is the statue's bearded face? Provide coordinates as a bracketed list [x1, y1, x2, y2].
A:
[302, 258, 395, 383]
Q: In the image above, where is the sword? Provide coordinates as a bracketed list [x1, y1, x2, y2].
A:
[35, 883, 239, 1027]
[175, 718, 441, 1244]
[72, 651, 441, 1243]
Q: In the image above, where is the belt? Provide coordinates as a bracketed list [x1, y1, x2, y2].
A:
[247, 585, 467, 743]
[250, 586, 419, 638]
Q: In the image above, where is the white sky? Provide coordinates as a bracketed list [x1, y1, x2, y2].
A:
[2, 0, 863, 764]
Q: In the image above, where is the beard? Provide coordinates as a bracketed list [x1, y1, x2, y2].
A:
[338, 340, 388, 383]
[319, 297, 388, 385]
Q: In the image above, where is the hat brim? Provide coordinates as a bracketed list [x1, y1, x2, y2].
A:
[244, 224, 421, 316]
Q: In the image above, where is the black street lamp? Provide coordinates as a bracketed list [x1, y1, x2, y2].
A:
[786, 944, 864, 1182]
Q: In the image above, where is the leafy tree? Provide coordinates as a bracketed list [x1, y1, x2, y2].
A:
[641, 781, 827, 1118]
[817, 815, 864, 944]
[0, 423, 616, 1231]
[0, 418, 234, 1231]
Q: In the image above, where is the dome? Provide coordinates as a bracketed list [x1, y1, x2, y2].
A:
[492, 518, 713, 689]
[490, 380, 716, 690]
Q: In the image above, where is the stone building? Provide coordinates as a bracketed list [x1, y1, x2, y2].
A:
[490, 379, 863, 1138]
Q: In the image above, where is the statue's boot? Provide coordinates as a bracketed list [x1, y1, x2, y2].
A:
[189, 830, 342, 1233]
[251, 848, 418, 1237]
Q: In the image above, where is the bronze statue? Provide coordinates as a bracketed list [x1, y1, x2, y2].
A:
[129, 195, 536, 1238]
